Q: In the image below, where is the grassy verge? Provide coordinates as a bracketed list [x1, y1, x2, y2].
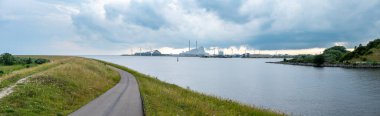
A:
[0, 64, 37, 75]
[99, 60, 284, 115]
[0, 57, 120, 115]
[0, 56, 71, 90]
[351, 48, 380, 62]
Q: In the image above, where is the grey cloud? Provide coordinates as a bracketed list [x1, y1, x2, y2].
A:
[195, 0, 249, 24]
[104, 1, 166, 30]
[69, 0, 380, 50]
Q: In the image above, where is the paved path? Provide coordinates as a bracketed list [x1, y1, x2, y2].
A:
[70, 67, 144, 116]
[0, 76, 31, 99]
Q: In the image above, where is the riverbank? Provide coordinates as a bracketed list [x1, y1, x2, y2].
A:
[267, 61, 380, 68]
[0, 56, 120, 115]
[99, 60, 284, 115]
[1, 56, 283, 115]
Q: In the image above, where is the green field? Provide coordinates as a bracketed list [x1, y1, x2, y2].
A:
[0, 54, 53, 77]
[0, 64, 36, 75]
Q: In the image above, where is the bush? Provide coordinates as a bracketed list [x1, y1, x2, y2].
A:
[313, 55, 325, 67]
[26, 57, 33, 64]
[1, 53, 15, 65]
[0, 70, 4, 75]
[361, 57, 367, 61]
[0, 53, 50, 66]
[366, 51, 373, 55]
[340, 39, 380, 62]
[34, 59, 49, 64]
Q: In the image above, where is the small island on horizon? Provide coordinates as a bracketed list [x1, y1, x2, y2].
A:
[267, 38, 380, 68]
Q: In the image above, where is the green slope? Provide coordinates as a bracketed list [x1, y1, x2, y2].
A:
[351, 48, 380, 62]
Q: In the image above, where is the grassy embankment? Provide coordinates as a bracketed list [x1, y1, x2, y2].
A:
[1, 56, 283, 115]
[0, 56, 69, 90]
[101, 61, 284, 116]
[284, 38, 380, 66]
[351, 48, 380, 62]
[0, 56, 120, 115]
[0, 64, 35, 75]
[0, 55, 50, 76]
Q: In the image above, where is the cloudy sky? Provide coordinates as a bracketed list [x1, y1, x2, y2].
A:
[1, 0, 380, 55]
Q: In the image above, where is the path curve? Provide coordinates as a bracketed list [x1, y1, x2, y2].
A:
[70, 67, 143, 116]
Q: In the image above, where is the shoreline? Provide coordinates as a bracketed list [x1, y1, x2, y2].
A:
[266, 61, 380, 68]
[99, 60, 284, 115]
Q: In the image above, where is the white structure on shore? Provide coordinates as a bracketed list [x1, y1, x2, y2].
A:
[180, 46, 208, 56]
[179, 40, 208, 56]
[218, 50, 224, 56]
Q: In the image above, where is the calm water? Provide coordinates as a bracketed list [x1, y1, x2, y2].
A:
[85, 56, 380, 116]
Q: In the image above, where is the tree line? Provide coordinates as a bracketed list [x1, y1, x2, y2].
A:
[0, 53, 49, 66]
[284, 38, 380, 66]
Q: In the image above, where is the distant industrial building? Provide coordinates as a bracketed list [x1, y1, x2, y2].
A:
[179, 46, 208, 56]
[134, 50, 162, 56]
[152, 50, 162, 56]
[179, 40, 208, 56]
[218, 51, 224, 56]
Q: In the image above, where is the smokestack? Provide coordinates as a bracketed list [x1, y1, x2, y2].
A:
[196, 40, 198, 49]
[188, 40, 190, 51]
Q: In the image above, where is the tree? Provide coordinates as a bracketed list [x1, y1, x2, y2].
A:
[366, 39, 380, 49]
[322, 46, 349, 63]
[313, 55, 325, 67]
[340, 39, 380, 62]
[324, 50, 345, 63]
[34, 59, 49, 64]
[26, 57, 33, 64]
[1, 53, 15, 65]
[323, 46, 348, 53]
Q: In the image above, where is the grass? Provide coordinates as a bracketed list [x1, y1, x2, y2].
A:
[0, 56, 72, 90]
[101, 61, 284, 116]
[0, 57, 120, 115]
[351, 48, 380, 62]
[0, 64, 37, 76]
[0, 55, 66, 76]
[0, 56, 284, 115]
[362, 48, 380, 62]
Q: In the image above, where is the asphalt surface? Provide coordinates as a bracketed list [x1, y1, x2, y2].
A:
[70, 67, 144, 116]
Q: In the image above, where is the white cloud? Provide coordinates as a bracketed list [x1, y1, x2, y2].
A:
[333, 42, 349, 47]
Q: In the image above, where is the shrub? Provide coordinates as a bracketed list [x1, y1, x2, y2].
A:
[0, 70, 4, 75]
[340, 39, 380, 62]
[26, 57, 33, 64]
[1, 53, 15, 65]
[313, 55, 325, 67]
[361, 57, 367, 61]
[34, 59, 49, 64]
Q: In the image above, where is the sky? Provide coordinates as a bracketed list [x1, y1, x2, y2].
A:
[1, 0, 380, 55]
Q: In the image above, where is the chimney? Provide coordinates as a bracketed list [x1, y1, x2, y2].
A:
[196, 40, 198, 49]
[188, 40, 191, 51]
